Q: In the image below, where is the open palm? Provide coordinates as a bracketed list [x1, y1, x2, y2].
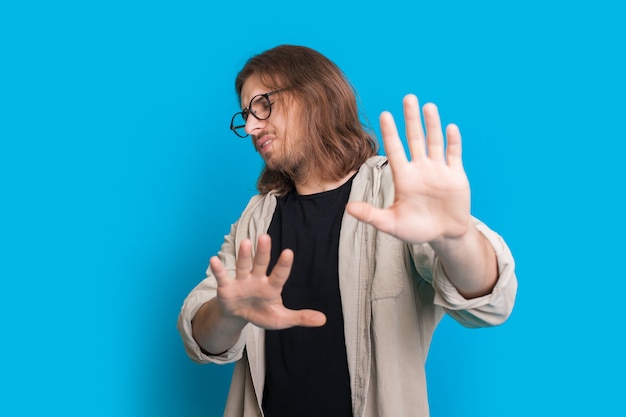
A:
[347, 95, 471, 244]
[210, 234, 326, 330]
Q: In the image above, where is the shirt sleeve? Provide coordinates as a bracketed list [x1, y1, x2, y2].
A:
[176, 193, 275, 364]
[412, 218, 518, 328]
[176, 222, 248, 364]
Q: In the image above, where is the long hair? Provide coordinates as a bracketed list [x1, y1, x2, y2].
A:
[234, 45, 378, 195]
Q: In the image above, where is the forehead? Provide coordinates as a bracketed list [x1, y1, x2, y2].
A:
[240, 74, 271, 106]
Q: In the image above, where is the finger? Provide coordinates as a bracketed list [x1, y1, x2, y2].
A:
[380, 111, 409, 170]
[263, 308, 327, 330]
[423, 103, 445, 162]
[445, 123, 464, 169]
[346, 201, 396, 235]
[251, 234, 271, 277]
[209, 256, 231, 287]
[403, 94, 426, 159]
[287, 309, 327, 327]
[235, 239, 253, 278]
[268, 248, 294, 290]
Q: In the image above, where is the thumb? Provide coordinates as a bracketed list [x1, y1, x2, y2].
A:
[346, 201, 395, 235]
[271, 309, 327, 330]
[346, 201, 388, 226]
[293, 309, 327, 327]
[345, 201, 375, 223]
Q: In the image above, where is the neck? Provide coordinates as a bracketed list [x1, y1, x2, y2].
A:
[295, 170, 357, 195]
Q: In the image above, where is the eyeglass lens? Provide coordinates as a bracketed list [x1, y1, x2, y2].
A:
[230, 93, 273, 138]
[250, 95, 271, 120]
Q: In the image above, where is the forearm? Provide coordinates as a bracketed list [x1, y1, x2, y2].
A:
[430, 222, 499, 299]
[191, 298, 248, 356]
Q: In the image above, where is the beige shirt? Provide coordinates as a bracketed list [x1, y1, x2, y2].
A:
[177, 156, 518, 417]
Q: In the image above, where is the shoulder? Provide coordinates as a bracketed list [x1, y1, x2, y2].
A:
[351, 156, 394, 206]
[240, 192, 277, 219]
[230, 192, 279, 242]
[361, 155, 389, 170]
[353, 156, 389, 183]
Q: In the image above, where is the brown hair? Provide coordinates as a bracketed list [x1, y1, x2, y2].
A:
[235, 45, 378, 195]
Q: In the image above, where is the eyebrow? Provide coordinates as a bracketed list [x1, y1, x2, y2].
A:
[240, 93, 262, 111]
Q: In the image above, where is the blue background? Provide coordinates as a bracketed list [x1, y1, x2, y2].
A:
[2, 1, 624, 416]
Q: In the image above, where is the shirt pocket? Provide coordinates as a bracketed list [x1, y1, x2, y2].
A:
[371, 233, 409, 300]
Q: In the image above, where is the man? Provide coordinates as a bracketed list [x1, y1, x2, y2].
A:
[178, 44, 517, 417]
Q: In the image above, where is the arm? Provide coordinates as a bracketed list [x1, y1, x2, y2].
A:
[347, 95, 499, 299]
[429, 222, 498, 298]
[191, 298, 248, 356]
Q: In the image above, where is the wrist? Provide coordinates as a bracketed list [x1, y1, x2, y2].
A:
[429, 219, 474, 252]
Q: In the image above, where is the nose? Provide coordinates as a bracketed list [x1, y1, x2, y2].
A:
[244, 115, 266, 136]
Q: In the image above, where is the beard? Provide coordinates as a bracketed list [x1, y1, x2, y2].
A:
[263, 133, 315, 185]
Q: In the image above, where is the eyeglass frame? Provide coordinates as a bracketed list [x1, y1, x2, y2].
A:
[229, 88, 288, 138]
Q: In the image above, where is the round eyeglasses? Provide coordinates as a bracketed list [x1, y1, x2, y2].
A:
[229, 89, 285, 138]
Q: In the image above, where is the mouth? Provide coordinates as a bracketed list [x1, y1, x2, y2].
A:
[255, 135, 274, 153]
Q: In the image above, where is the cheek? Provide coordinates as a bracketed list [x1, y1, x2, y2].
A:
[275, 120, 290, 147]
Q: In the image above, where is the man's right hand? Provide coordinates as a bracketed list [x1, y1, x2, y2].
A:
[210, 234, 327, 330]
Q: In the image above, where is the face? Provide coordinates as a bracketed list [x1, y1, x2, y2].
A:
[240, 75, 306, 172]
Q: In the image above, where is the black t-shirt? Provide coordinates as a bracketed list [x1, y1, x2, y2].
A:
[262, 176, 355, 417]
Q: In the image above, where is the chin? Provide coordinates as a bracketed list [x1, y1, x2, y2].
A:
[262, 157, 278, 171]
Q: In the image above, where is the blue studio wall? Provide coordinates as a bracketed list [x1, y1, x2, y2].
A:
[1, 1, 625, 416]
